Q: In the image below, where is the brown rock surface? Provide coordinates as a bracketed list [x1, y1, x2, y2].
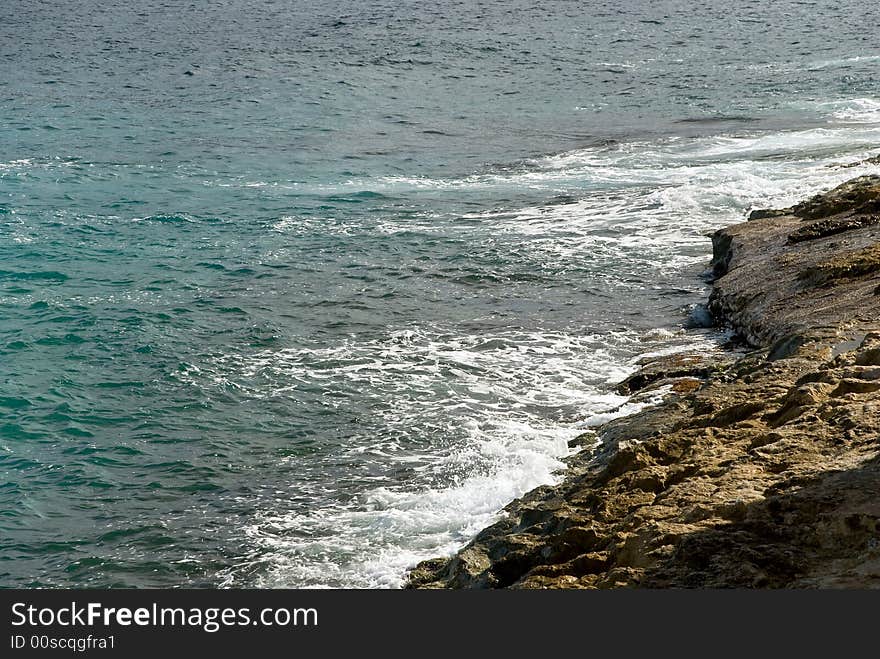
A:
[406, 176, 880, 589]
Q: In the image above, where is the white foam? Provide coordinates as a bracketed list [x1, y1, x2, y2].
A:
[0, 157, 83, 173]
[215, 105, 880, 205]
[207, 324, 695, 588]
[826, 98, 880, 124]
[577, 393, 665, 430]
[241, 416, 573, 588]
[0, 158, 33, 170]
[221, 328, 721, 588]
[808, 55, 880, 70]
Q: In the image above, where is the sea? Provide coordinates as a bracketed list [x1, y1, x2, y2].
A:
[2, 0, 879, 587]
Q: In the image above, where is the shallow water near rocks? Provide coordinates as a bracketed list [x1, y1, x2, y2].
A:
[2, 0, 880, 587]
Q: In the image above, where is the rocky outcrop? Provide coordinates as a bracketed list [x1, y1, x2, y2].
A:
[407, 175, 880, 589]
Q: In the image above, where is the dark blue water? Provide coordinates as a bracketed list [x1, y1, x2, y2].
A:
[2, 0, 879, 587]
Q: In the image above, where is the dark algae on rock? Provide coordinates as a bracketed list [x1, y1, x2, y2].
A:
[407, 175, 880, 589]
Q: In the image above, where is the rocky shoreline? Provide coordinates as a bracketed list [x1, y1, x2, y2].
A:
[407, 173, 880, 589]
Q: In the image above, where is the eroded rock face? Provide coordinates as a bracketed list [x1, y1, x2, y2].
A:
[407, 175, 880, 589]
[708, 177, 880, 348]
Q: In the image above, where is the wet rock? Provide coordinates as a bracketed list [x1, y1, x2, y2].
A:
[709, 229, 735, 278]
[748, 207, 791, 221]
[787, 214, 880, 244]
[790, 175, 880, 220]
[615, 352, 722, 395]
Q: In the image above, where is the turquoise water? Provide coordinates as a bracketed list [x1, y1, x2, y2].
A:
[2, 0, 880, 587]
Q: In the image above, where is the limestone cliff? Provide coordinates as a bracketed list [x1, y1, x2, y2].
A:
[407, 174, 880, 589]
